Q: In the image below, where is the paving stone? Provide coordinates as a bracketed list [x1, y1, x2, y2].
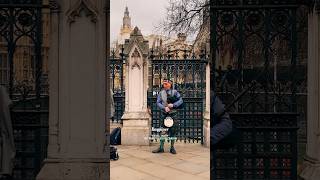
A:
[147, 154, 185, 166]
[110, 160, 123, 168]
[174, 152, 199, 159]
[110, 144, 210, 180]
[197, 170, 210, 179]
[111, 166, 161, 180]
[123, 149, 158, 159]
[132, 163, 207, 180]
[169, 161, 209, 174]
[115, 157, 151, 168]
[118, 153, 131, 159]
[185, 156, 209, 166]
[186, 150, 209, 157]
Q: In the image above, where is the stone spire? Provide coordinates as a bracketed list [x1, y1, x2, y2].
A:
[122, 6, 131, 29]
[118, 6, 133, 46]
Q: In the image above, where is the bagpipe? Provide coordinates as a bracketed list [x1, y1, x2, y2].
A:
[166, 90, 184, 109]
[164, 116, 174, 128]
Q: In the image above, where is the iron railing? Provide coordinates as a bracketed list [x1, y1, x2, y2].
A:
[210, 1, 300, 179]
[148, 49, 207, 143]
[0, 1, 49, 179]
[109, 48, 125, 123]
[213, 113, 298, 180]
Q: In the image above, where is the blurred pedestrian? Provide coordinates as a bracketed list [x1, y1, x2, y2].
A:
[0, 85, 15, 179]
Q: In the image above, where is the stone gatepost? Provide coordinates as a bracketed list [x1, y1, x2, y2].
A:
[37, 0, 108, 179]
[203, 63, 210, 147]
[300, 7, 320, 180]
[121, 27, 151, 145]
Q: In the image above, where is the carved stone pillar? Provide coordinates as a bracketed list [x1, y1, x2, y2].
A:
[121, 27, 151, 145]
[37, 0, 108, 179]
[203, 63, 210, 147]
[300, 6, 320, 180]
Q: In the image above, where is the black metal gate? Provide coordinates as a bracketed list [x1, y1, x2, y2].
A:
[109, 48, 125, 123]
[210, 1, 300, 179]
[0, 1, 48, 179]
[148, 50, 207, 143]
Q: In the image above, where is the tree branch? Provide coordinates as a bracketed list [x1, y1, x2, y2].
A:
[156, 0, 209, 37]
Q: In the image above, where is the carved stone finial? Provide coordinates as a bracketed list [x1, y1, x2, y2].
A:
[66, 0, 98, 23]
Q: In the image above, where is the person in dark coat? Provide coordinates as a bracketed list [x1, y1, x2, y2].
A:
[110, 88, 115, 121]
[0, 85, 15, 178]
[152, 79, 183, 154]
[210, 92, 233, 145]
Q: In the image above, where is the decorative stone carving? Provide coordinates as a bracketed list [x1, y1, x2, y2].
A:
[49, 0, 60, 13]
[131, 49, 141, 70]
[143, 60, 147, 66]
[131, 48, 140, 58]
[66, 0, 98, 23]
[307, 0, 320, 13]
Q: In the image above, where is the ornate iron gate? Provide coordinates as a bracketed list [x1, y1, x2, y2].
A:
[210, 1, 300, 179]
[148, 51, 207, 143]
[0, 1, 48, 179]
[109, 49, 125, 123]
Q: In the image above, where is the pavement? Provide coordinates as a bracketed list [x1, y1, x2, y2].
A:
[110, 142, 210, 180]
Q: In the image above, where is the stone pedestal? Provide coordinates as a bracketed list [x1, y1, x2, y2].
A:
[300, 8, 320, 180]
[300, 156, 320, 180]
[37, 0, 108, 179]
[37, 159, 107, 180]
[121, 112, 150, 145]
[120, 27, 151, 145]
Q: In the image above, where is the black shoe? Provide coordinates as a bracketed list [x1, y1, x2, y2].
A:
[152, 147, 164, 153]
[170, 147, 177, 154]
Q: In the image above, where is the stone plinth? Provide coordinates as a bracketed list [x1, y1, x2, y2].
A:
[300, 156, 320, 180]
[121, 112, 151, 145]
[37, 159, 108, 180]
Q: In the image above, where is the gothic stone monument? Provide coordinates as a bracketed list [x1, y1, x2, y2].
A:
[121, 27, 151, 145]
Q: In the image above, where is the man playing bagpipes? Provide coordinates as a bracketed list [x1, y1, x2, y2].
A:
[152, 79, 183, 154]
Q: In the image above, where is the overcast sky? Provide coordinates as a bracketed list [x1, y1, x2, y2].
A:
[110, 0, 169, 43]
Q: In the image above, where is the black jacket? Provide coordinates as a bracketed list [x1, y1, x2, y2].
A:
[210, 93, 233, 145]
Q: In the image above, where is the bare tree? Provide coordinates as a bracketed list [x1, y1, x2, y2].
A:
[157, 0, 209, 36]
